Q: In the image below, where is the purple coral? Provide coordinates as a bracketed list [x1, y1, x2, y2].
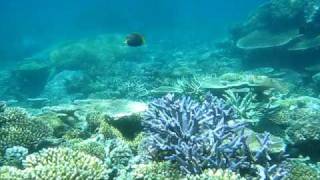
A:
[143, 93, 287, 178]
[249, 133, 288, 180]
[143, 93, 248, 174]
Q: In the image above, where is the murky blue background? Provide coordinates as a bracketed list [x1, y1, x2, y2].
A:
[0, 0, 265, 64]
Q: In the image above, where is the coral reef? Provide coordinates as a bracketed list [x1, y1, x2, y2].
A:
[223, 90, 262, 124]
[98, 120, 125, 140]
[40, 98, 147, 141]
[70, 139, 106, 160]
[0, 107, 28, 124]
[266, 96, 320, 144]
[285, 158, 320, 180]
[41, 70, 89, 104]
[239, 0, 307, 33]
[185, 169, 244, 180]
[130, 161, 183, 179]
[288, 35, 320, 51]
[305, 0, 320, 24]
[2, 146, 28, 167]
[34, 112, 67, 137]
[129, 162, 244, 180]
[104, 139, 134, 178]
[231, 0, 320, 68]
[198, 73, 285, 95]
[2, 3, 320, 178]
[143, 93, 286, 178]
[0, 107, 53, 152]
[20, 147, 108, 179]
[49, 34, 129, 74]
[143, 93, 238, 174]
[50, 42, 101, 72]
[1, 147, 109, 179]
[236, 29, 300, 50]
[8, 61, 51, 98]
[245, 129, 286, 155]
[0, 101, 6, 112]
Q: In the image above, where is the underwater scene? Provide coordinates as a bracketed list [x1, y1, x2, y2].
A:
[1, 0, 320, 179]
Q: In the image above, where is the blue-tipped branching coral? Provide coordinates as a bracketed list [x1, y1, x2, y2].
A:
[143, 93, 287, 178]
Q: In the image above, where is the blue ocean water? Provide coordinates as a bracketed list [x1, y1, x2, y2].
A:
[0, 0, 265, 64]
[1, 1, 320, 179]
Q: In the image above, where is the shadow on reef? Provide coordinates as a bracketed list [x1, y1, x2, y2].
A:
[241, 47, 320, 70]
[7, 61, 51, 99]
[288, 141, 320, 162]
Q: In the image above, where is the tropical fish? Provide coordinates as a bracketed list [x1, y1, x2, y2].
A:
[125, 33, 145, 47]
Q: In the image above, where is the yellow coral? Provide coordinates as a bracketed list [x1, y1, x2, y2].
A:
[71, 140, 106, 160]
[0, 107, 52, 151]
[0, 107, 28, 124]
[98, 120, 124, 139]
[19, 147, 109, 180]
[132, 161, 183, 179]
[125, 132, 144, 152]
[285, 160, 320, 180]
[186, 169, 244, 180]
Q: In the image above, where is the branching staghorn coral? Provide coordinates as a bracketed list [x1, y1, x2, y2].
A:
[246, 132, 288, 180]
[143, 93, 242, 174]
[174, 76, 203, 96]
[143, 93, 287, 178]
[223, 90, 262, 124]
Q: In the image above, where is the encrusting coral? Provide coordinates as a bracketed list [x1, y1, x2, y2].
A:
[265, 96, 320, 147]
[185, 168, 244, 180]
[283, 158, 320, 180]
[2, 146, 28, 168]
[130, 161, 183, 179]
[104, 139, 134, 178]
[69, 139, 106, 160]
[129, 161, 244, 180]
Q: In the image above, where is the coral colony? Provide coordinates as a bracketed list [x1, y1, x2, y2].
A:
[143, 94, 286, 178]
[1, 0, 320, 179]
